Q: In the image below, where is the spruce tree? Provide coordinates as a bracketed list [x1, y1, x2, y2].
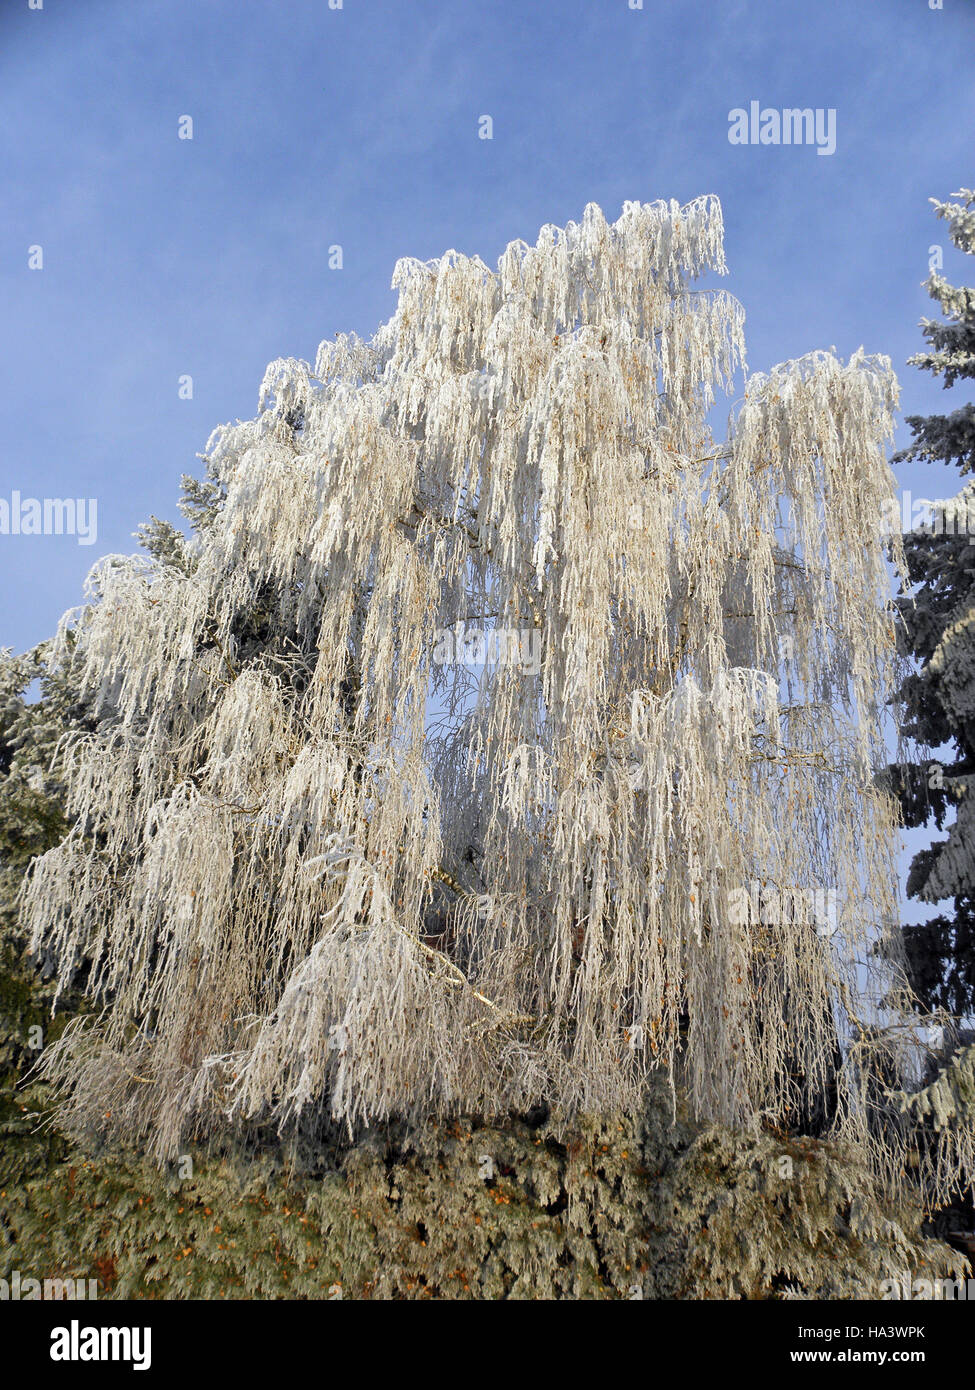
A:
[891, 189, 975, 1022]
[887, 188, 975, 1259]
[0, 641, 89, 1186]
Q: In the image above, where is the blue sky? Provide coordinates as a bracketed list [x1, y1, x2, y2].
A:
[2, 0, 973, 656]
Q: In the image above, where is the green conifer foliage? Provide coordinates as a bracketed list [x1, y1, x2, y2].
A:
[1, 1094, 961, 1300]
[891, 190, 975, 1020]
[0, 643, 90, 1188]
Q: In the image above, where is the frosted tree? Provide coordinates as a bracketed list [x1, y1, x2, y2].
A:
[20, 196, 948, 1202]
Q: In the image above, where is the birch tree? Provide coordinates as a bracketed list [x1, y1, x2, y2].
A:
[20, 196, 952, 1205]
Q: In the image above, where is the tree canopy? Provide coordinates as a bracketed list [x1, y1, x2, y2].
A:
[16, 197, 964, 1221]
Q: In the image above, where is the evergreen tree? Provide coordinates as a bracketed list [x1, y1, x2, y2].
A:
[2, 1083, 964, 1300]
[887, 188, 975, 1259]
[890, 189, 975, 1022]
[0, 641, 89, 1186]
